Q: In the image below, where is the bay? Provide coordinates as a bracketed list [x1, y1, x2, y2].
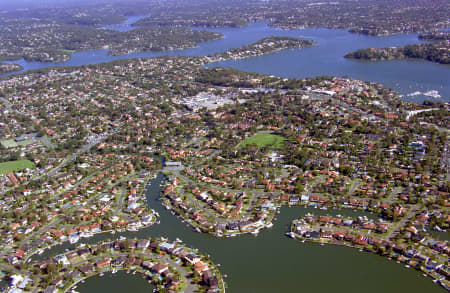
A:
[1, 22, 448, 103]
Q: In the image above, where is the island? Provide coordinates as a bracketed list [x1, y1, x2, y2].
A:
[207, 36, 314, 62]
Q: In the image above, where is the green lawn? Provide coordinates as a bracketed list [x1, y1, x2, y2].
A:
[1, 139, 33, 149]
[0, 159, 35, 174]
[239, 133, 286, 149]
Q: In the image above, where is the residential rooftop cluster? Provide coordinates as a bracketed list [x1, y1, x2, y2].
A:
[8, 237, 224, 293]
[0, 53, 447, 292]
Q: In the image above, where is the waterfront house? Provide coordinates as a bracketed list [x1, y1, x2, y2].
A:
[112, 256, 127, 267]
[142, 260, 154, 269]
[78, 263, 94, 275]
[96, 258, 111, 269]
[202, 270, 219, 289]
[160, 242, 176, 253]
[50, 276, 63, 286]
[437, 266, 450, 278]
[151, 263, 169, 274]
[184, 253, 201, 265]
[77, 248, 90, 259]
[194, 260, 207, 272]
[137, 239, 150, 250]
[332, 232, 345, 241]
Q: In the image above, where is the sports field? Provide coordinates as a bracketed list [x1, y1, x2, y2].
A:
[1, 139, 33, 149]
[0, 159, 35, 174]
[239, 133, 286, 149]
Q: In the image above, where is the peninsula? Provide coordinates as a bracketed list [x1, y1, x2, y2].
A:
[207, 36, 314, 62]
[9, 237, 224, 293]
[0, 63, 23, 74]
[345, 31, 450, 64]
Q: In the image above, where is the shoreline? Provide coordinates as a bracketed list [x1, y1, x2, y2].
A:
[288, 233, 449, 291]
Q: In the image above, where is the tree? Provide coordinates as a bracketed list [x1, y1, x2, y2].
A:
[295, 181, 305, 194]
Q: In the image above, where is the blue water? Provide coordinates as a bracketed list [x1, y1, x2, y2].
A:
[103, 14, 151, 32]
[2, 21, 449, 103]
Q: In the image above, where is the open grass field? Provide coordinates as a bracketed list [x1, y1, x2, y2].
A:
[239, 133, 286, 149]
[1, 139, 33, 149]
[0, 159, 35, 174]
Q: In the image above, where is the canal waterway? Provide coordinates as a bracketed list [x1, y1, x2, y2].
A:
[36, 173, 445, 293]
[2, 21, 449, 103]
[76, 271, 155, 293]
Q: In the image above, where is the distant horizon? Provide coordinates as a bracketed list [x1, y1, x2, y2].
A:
[0, 0, 132, 10]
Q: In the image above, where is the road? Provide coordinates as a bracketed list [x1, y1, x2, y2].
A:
[0, 97, 13, 111]
[386, 204, 419, 240]
[46, 135, 107, 177]
[114, 188, 126, 217]
[0, 263, 33, 276]
[387, 186, 403, 204]
[37, 136, 56, 149]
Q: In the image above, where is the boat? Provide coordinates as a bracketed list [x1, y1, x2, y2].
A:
[99, 273, 104, 276]
[285, 232, 295, 238]
[81, 231, 93, 238]
[423, 90, 441, 98]
[119, 236, 126, 241]
[265, 222, 273, 228]
[69, 236, 80, 244]
[408, 91, 422, 96]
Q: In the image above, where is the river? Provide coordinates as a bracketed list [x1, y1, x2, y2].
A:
[1, 21, 449, 103]
[34, 173, 444, 293]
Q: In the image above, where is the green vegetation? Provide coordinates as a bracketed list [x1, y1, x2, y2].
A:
[345, 40, 450, 65]
[0, 62, 23, 74]
[1, 139, 33, 149]
[0, 159, 35, 174]
[239, 133, 286, 149]
[210, 36, 314, 62]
